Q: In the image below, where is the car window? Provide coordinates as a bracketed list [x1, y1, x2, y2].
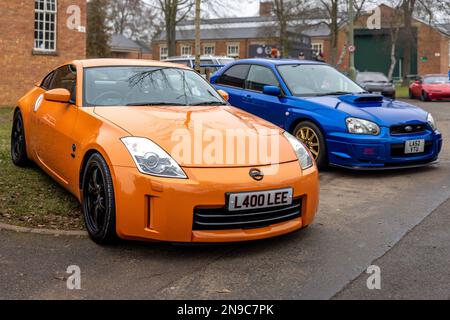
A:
[423, 76, 449, 84]
[277, 64, 363, 96]
[357, 72, 389, 83]
[246, 65, 280, 92]
[216, 64, 250, 88]
[50, 65, 77, 102]
[40, 71, 55, 90]
[84, 66, 225, 107]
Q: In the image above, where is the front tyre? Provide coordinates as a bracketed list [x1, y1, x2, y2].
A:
[293, 121, 328, 169]
[82, 153, 117, 244]
[421, 91, 430, 102]
[11, 110, 29, 167]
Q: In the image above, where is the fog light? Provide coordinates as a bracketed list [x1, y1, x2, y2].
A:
[363, 147, 376, 156]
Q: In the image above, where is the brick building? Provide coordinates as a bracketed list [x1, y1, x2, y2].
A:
[350, 4, 450, 77]
[110, 34, 152, 60]
[153, 2, 449, 79]
[0, 0, 87, 106]
[152, 10, 313, 61]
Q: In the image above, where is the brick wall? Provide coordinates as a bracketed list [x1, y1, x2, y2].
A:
[152, 38, 280, 61]
[418, 24, 449, 75]
[0, 0, 87, 106]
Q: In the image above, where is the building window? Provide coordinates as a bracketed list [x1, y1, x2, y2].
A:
[34, 0, 57, 51]
[204, 44, 215, 55]
[227, 43, 240, 58]
[181, 45, 192, 56]
[160, 46, 168, 60]
[312, 42, 324, 55]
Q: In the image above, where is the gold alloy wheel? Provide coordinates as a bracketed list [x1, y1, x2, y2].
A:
[296, 127, 320, 159]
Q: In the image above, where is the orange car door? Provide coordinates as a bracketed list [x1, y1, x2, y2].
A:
[33, 65, 79, 186]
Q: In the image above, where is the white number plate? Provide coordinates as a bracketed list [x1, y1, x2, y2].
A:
[227, 188, 293, 212]
[404, 139, 425, 154]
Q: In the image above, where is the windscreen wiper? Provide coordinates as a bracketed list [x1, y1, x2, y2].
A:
[188, 101, 227, 106]
[126, 102, 186, 106]
[316, 91, 354, 96]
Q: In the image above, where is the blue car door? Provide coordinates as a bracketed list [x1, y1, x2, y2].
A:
[213, 64, 250, 110]
[241, 65, 287, 128]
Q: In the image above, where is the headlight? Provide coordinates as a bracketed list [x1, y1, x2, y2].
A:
[121, 137, 187, 179]
[346, 117, 380, 135]
[283, 132, 314, 170]
[427, 113, 436, 131]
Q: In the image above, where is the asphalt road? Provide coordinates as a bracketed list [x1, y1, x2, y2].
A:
[1, 99, 449, 300]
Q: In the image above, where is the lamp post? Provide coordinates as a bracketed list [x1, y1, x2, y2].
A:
[194, 0, 201, 73]
[348, 0, 356, 81]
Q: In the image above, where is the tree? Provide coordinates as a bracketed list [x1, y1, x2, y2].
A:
[319, 0, 370, 67]
[109, 0, 157, 42]
[87, 0, 111, 58]
[157, 0, 195, 57]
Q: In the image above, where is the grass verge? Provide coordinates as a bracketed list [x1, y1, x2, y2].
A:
[0, 107, 83, 230]
[396, 86, 410, 99]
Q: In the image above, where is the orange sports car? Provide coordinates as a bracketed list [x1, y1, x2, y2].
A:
[11, 59, 319, 244]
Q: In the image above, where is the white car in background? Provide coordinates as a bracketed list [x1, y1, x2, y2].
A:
[163, 55, 235, 74]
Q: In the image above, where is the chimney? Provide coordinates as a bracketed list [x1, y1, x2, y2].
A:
[259, 1, 274, 17]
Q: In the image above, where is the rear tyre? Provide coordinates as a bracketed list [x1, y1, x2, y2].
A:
[11, 110, 30, 167]
[408, 89, 414, 99]
[82, 153, 117, 244]
[293, 121, 328, 169]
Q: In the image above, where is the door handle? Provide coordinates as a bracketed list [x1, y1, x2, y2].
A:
[243, 94, 253, 102]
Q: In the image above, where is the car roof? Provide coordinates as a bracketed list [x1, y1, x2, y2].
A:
[75, 58, 190, 69]
[165, 56, 232, 60]
[423, 74, 447, 78]
[231, 58, 326, 66]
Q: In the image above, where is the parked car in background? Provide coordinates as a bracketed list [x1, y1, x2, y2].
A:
[11, 59, 319, 244]
[356, 72, 396, 99]
[211, 59, 442, 170]
[163, 55, 235, 74]
[409, 74, 450, 101]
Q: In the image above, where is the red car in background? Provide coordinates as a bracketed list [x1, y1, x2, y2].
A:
[409, 74, 450, 101]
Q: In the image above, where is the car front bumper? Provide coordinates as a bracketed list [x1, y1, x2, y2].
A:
[111, 161, 319, 243]
[428, 91, 450, 100]
[326, 128, 443, 169]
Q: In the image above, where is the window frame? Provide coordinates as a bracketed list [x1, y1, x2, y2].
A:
[203, 43, 216, 56]
[34, 0, 58, 52]
[181, 45, 192, 56]
[227, 43, 240, 58]
[160, 46, 168, 60]
[216, 64, 251, 89]
[49, 64, 77, 104]
[40, 70, 56, 90]
[244, 64, 283, 94]
[311, 42, 324, 55]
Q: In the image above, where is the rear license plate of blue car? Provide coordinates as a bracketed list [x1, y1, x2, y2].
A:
[404, 139, 425, 154]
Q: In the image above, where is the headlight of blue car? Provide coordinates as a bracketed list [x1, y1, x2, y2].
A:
[346, 117, 380, 135]
[427, 113, 437, 131]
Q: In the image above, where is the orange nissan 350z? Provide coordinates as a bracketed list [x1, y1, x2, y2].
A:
[11, 59, 319, 244]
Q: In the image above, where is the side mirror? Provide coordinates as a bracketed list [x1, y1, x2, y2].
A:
[263, 85, 281, 96]
[217, 89, 229, 101]
[44, 88, 71, 103]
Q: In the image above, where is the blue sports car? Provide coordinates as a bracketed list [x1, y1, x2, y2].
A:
[210, 59, 442, 169]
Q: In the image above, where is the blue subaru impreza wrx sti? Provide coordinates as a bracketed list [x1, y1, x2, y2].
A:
[210, 59, 442, 169]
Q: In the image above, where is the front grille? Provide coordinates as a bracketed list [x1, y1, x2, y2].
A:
[390, 124, 426, 135]
[193, 198, 302, 231]
[391, 141, 433, 157]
